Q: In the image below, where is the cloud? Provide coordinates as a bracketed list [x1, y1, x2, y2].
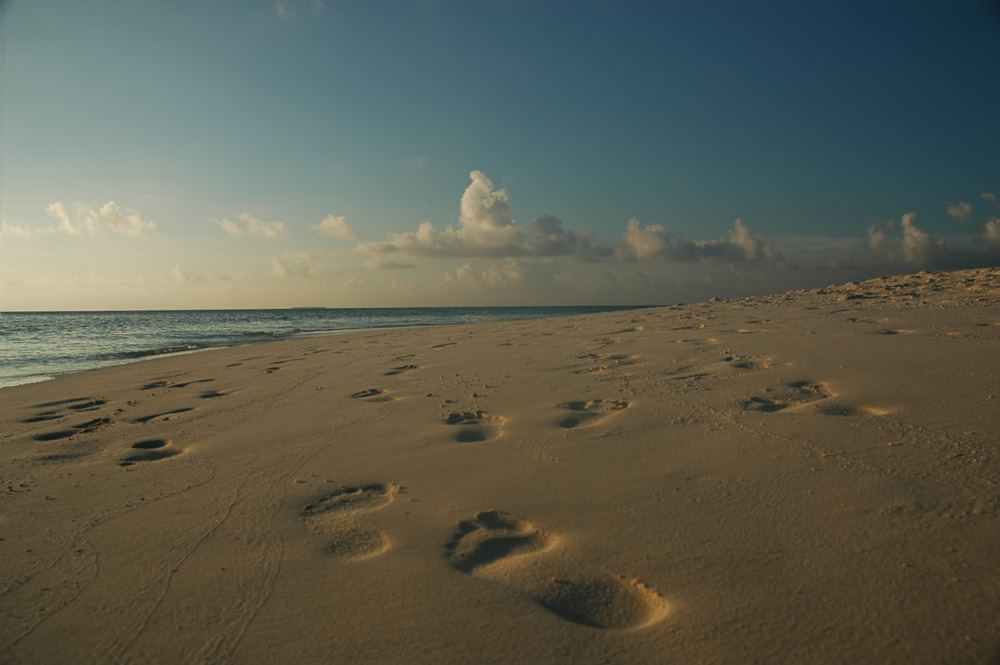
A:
[214, 213, 286, 237]
[358, 171, 612, 261]
[1, 223, 55, 240]
[271, 252, 320, 277]
[618, 218, 782, 264]
[983, 219, 1000, 249]
[313, 214, 356, 238]
[46, 202, 89, 235]
[38, 201, 156, 236]
[866, 213, 949, 266]
[946, 201, 974, 222]
[274, 2, 289, 19]
[99, 201, 157, 235]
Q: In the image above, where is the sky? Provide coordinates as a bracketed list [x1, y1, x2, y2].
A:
[2, 0, 999, 311]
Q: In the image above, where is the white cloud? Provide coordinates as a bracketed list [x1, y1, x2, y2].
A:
[358, 170, 612, 261]
[313, 214, 356, 238]
[1, 223, 55, 240]
[983, 192, 1000, 211]
[619, 218, 782, 264]
[272, 252, 318, 277]
[39, 201, 155, 236]
[866, 213, 949, 266]
[983, 219, 1000, 249]
[214, 213, 286, 237]
[46, 202, 86, 235]
[946, 201, 974, 222]
[99, 201, 157, 235]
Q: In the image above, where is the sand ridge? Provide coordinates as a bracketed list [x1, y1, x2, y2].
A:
[0, 267, 998, 663]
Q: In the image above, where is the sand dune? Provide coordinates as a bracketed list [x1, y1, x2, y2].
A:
[1, 267, 998, 663]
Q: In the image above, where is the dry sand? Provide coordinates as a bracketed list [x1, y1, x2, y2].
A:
[1, 267, 998, 664]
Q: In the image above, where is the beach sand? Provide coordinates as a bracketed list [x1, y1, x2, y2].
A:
[1, 267, 998, 664]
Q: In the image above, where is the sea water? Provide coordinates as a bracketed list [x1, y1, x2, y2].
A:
[0, 306, 643, 388]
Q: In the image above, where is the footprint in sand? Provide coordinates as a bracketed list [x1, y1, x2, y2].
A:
[445, 510, 668, 630]
[384, 364, 419, 376]
[301, 483, 399, 559]
[21, 411, 64, 423]
[742, 381, 829, 412]
[134, 408, 195, 423]
[119, 439, 183, 466]
[556, 399, 629, 429]
[351, 388, 398, 403]
[444, 410, 504, 442]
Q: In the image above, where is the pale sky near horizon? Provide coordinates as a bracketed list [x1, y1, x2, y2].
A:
[2, 0, 999, 311]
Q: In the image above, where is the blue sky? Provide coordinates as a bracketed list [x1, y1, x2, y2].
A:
[2, 0, 999, 310]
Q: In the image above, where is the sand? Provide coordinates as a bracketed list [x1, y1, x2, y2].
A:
[1, 267, 998, 664]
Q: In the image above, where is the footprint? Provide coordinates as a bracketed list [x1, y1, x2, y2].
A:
[173, 379, 214, 388]
[34, 429, 78, 442]
[67, 399, 107, 411]
[742, 381, 829, 413]
[556, 399, 629, 429]
[445, 511, 668, 630]
[384, 364, 418, 376]
[119, 439, 182, 466]
[74, 417, 112, 433]
[445, 510, 555, 573]
[350, 388, 397, 403]
[812, 402, 889, 417]
[301, 483, 399, 560]
[21, 412, 63, 423]
[199, 390, 229, 399]
[134, 408, 194, 423]
[34, 397, 91, 407]
[142, 380, 173, 390]
[444, 410, 504, 442]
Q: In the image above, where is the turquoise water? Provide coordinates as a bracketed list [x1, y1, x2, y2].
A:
[0, 306, 644, 388]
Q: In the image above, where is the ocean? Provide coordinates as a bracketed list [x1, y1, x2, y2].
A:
[0, 306, 645, 389]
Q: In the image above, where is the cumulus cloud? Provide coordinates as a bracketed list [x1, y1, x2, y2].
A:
[214, 213, 286, 237]
[946, 201, 974, 222]
[99, 201, 158, 235]
[983, 192, 1000, 210]
[313, 214, 356, 238]
[983, 219, 1000, 249]
[358, 171, 612, 261]
[866, 213, 949, 266]
[271, 251, 321, 277]
[618, 218, 782, 264]
[37, 201, 156, 236]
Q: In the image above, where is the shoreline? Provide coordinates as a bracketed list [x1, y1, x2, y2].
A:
[1, 267, 997, 663]
[0, 305, 647, 390]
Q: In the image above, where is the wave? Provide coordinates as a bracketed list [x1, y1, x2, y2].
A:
[113, 343, 209, 360]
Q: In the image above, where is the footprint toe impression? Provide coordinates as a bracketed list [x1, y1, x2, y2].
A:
[302, 483, 398, 560]
[556, 399, 629, 429]
[446, 510, 554, 573]
[447, 510, 667, 630]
